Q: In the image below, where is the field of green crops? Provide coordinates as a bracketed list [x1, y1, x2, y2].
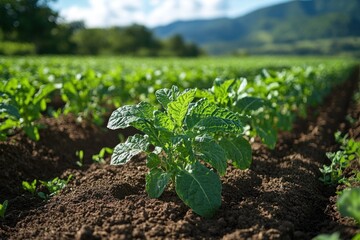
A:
[0, 56, 359, 239]
[0, 56, 355, 141]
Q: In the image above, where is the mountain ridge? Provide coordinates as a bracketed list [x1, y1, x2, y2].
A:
[153, 0, 360, 55]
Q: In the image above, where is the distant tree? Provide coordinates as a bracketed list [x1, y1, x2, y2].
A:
[162, 34, 202, 57]
[72, 25, 163, 56]
[71, 28, 109, 55]
[47, 21, 85, 54]
[0, 0, 59, 53]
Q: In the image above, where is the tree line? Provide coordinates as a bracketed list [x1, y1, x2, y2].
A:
[0, 0, 202, 56]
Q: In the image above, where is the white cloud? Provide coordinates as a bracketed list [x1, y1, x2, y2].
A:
[59, 0, 291, 27]
[60, 0, 231, 27]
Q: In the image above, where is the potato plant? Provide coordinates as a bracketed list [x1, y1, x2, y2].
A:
[196, 78, 276, 148]
[108, 86, 252, 217]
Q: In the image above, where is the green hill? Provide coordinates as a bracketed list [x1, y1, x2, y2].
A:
[153, 0, 360, 55]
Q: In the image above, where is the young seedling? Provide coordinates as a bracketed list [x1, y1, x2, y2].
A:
[108, 85, 252, 218]
[22, 176, 72, 200]
[0, 200, 8, 220]
[92, 147, 113, 164]
[320, 132, 360, 186]
[76, 150, 84, 167]
[22, 179, 37, 195]
[39, 175, 73, 199]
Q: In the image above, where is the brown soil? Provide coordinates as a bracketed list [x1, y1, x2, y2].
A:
[0, 67, 359, 240]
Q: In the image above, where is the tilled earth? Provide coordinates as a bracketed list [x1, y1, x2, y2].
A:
[0, 67, 359, 240]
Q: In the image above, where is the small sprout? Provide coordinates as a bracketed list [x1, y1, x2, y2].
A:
[0, 200, 8, 220]
[22, 179, 37, 195]
[92, 147, 113, 164]
[39, 175, 73, 199]
[319, 132, 360, 186]
[21, 175, 73, 200]
[76, 150, 84, 167]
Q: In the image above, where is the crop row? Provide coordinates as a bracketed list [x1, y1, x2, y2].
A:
[0, 57, 355, 142]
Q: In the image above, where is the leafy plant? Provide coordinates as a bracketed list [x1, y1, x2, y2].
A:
[337, 188, 360, 225]
[0, 78, 57, 140]
[92, 147, 113, 164]
[22, 176, 72, 200]
[108, 85, 252, 218]
[22, 179, 37, 195]
[0, 200, 8, 220]
[0, 92, 20, 141]
[319, 132, 360, 186]
[39, 175, 73, 199]
[196, 78, 276, 148]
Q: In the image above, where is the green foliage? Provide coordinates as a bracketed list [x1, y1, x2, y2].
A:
[0, 0, 59, 54]
[320, 132, 360, 186]
[108, 86, 251, 217]
[197, 78, 276, 148]
[312, 232, 341, 240]
[22, 176, 72, 200]
[0, 77, 57, 140]
[337, 188, 360, 225]
[0, 41, 35, 55]
[71, 26, 201, 57]
[0, 200, 8, 220]
[39, 175, 73, 199]
[92, 147, 113, 164]
[0, 57, 354, 142]
[22, 179, 37, 196]
[0, 92, 20, 140]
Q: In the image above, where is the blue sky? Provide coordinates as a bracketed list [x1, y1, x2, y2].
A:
[52, 0, 291, 27]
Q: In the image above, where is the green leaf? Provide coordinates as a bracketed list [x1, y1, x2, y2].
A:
[235, 97, 265, 113]
[33, 84, 56, 105]
[236, 78, 247, 95]
[146, 152, 161, 169]
[255, 123, 277, 149]
[154, 110, 175, 131]
[155, 85, 180, 109]
[107, 102, 155, 130]
[172, 135, 196, 164]
[168, 88, 196, 127]
[22, 179, 37, 195]
[175, 162, 222, 218]
[312, 232, 340, 240]
[0, 103, 20, 119]
[194, 135, 227, 176]
[146, 168, 170, 198]
[192, 116, 243, 134]
[0, 200, 8, 219]
[196, 89, 215, 103]
[186, 99, 240, 129]
[214, 79, 234, 104]
[111, 134, 149, 165]
[220, 137, 252, 169]
[107, 105, 140, 130]
[23, 126, 40, 141]
[135, 102, 156, 119]
[337, 188, 360, 224]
